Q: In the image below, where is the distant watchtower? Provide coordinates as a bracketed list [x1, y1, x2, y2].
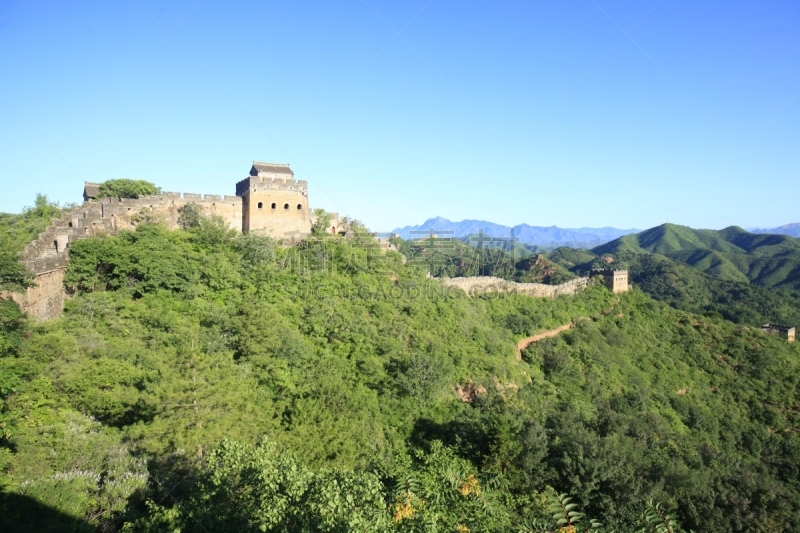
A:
[762, 324, 796, 343]
[590, 269, 629, 293]
[236, 162, 311, 237]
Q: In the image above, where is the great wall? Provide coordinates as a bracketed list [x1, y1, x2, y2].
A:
[6, 160, 630, 321]
[440, 268, 629, 298]
[12, 191, 243, 320]
[9, 162, 343, 320]
[440, 276, 590, 297]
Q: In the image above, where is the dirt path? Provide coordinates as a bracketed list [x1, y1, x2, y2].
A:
[514, 298, 623, 361]
[515, 321, 578, 361]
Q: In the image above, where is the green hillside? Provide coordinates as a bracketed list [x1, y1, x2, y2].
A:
[625, 253, 800, 326]
[1, 211, 800, 531]
[592, 223, 800, 289]
[394, 237, 574, 284]
[0, 195, 63, 254]
[400, 235, 800, 329]
[546, 246, 800, 328]
[545, 246, 598, 269]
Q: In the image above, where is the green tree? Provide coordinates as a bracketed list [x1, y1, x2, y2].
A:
[97, 179, 161, 199]
[311, 208, 335, 235]
[176, 202, 203, 229]
[4, 412, 147, 531]
[126, 438, 388, 532]
[0, 251, 34, 293]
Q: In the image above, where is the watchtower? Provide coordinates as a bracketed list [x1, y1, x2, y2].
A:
[762, 324, 796, 343]
[236, 162, 311, 237]
[589, 269, 629, 293]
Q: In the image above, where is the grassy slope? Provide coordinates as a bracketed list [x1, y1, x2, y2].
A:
[624, 253, 800, 326]
[0, 195, 62, 254]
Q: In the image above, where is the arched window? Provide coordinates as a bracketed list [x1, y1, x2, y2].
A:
[297, 204, 302, 210]
[284, 203, 289, 209]
[331, 226, 336, 235]
[257, 202, 263, 209]
[271, 203, 276, 209]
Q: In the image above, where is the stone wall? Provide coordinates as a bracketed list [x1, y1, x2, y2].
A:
[94, 192, 243, 232]
[16, 192, 243, 321]
[14, 161, 323, 321]
[440, 276, 590, 297]
[8, 268, 67, 321]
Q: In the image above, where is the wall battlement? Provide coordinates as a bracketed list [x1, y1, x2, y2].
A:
[235, 176, 309, 195]
[96, 192, 242, 205]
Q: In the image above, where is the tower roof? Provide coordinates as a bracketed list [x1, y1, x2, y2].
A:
[250, 162, 293, 176]
[84, 182, 100, 199]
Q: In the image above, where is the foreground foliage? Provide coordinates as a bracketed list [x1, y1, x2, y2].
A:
[1, 209, 799, 531]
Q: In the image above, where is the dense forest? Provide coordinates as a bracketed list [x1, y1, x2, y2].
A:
[404, 233, 800, 329]
[2, 196, 800, 532]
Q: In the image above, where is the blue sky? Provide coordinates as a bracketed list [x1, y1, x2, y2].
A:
[1, 0, 798, 231]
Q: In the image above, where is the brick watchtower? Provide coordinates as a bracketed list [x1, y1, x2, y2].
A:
[589, 269, 629, 293]
[762, 324, 796, 343]
[236, 162, 311, 237]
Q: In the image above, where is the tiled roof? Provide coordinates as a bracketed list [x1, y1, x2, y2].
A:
[251, 162, 293, 176]
[84, 182, 100, 198]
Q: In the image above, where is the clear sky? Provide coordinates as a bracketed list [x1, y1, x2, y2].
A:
[1, 0, 798, 231]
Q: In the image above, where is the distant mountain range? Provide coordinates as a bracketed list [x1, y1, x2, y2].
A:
[391, 218, 800, 250]
[390, 217, 639, 248]
[749, 223, 800, 238]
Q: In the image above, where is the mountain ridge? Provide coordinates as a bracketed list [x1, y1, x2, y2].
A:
[590, 223, 800, 289]
[390, 217, 639, 248]
[749, 222, 800, 238]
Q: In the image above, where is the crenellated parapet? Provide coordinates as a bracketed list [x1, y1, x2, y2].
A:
[235, 176, 309, 196]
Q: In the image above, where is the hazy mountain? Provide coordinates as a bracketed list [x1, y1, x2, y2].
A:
[749, 223, 800, 238]
[390, 216, 639, 248]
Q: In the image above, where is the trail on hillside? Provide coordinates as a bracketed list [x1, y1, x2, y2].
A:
[515, 322, 578, 360]
[515, 298, 621, 361]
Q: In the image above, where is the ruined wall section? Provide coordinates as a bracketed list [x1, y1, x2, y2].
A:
[16, 192, 242, 321]
[98, 192, 243, 232]
[9, 269, 66, 321]
[22, 192, 242, 272]
[440, 276, 590, 298]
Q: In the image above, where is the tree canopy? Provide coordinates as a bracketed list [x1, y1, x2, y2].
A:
[1, 202, 799, 531]
[97, 179, 161, 199]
